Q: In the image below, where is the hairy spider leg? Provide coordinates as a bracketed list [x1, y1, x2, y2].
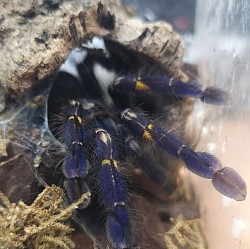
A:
[121, 109, 246, 201]
[121, 109, 221, 178]
[113, 75, 229, 105]
[63, 100, 91, 207]
[95, 129, 132, 249]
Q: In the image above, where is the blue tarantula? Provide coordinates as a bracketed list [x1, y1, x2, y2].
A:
[25, 4, 244, 247]
[42, 32, 247, 249]
[0, 2, 246, 248]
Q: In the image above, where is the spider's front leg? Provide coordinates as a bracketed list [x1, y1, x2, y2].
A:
[63, 100, 91, 208]
[121, 109, 246, 201]
[113, 75, 229, 105]
[95, 128, 132, 249]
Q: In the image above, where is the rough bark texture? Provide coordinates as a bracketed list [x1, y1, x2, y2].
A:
[0, 0, 184, 94]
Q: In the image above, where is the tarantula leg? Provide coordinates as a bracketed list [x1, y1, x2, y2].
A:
[121, 109, 246, 200]
[95, 129, 132, 249]
[63, 100, 91, 208]
[121, 109, 221, 178]
[63, 101, 89, 177]
[125, 134, 166, 185]
[212, 167, 247, 201]
[113, 75, 229, 104]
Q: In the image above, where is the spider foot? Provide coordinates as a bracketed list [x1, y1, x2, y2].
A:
[212, 167, 247, 201]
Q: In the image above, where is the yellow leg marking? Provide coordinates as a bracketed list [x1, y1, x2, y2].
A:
[135, 80, 150, 90]
[112, 160, 119, 170]
[77, 116, 83, 124]
[68, 115, 83, 124]
[102, 159, 111, 165]
[147, 123, 153, 130]
[143, 123, 153, 141]
[101, 159, 119, 170]
[143, 130, 153, 141]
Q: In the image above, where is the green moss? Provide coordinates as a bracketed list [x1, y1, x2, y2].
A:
[163, 214, 208, 249]
[0, 185, 90, 249]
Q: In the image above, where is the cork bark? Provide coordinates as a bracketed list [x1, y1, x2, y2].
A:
[0, 0, 184, 94]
